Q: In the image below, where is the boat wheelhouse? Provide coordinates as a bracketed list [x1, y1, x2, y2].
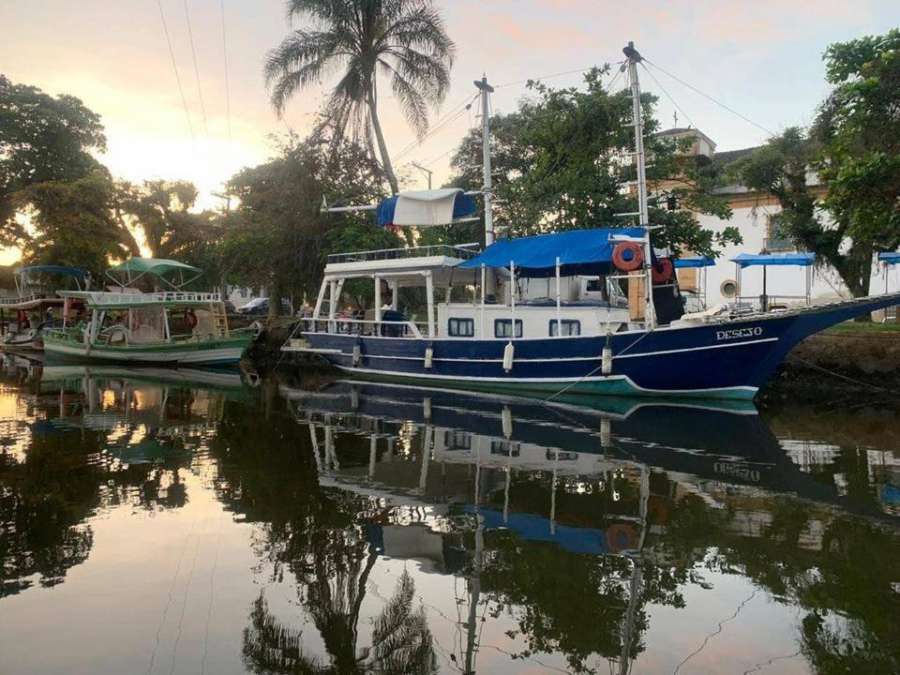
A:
[285, 42, 900, 400]
[42, 258, 257, 365]
[0, 265, 90, 351]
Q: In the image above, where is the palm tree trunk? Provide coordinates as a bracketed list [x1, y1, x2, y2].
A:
[367, 89, 400, 194]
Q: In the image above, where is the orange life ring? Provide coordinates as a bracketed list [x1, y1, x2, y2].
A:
[605, 523, 638, 553]
[185, 309, 198, 329]
[612, 242, 644, 272]
[651, 258, 674, 284]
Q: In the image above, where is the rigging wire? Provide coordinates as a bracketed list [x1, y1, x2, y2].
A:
[220, 0, 232, 142]
[393, 93, 478, 162]
[639, 61, 696, 129]
[642, 59, 775, 137]
[157, 0, 195, 143]
[183, 0, 209, 135]
[495, 60, 625, 89]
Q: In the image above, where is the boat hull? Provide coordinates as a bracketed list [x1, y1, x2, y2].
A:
[300, 293, 900, 400]
[43, 335, 252, 365]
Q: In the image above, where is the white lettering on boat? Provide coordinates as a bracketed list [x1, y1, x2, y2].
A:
[715, 327, 763, 341]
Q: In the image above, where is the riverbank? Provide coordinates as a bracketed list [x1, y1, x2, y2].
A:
[759, 324, 900, 408]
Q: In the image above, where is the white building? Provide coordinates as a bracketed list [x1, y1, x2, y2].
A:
[655, 128, 899, 310]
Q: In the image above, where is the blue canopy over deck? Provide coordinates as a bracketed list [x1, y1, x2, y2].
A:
[674, 256, 714, 269]
[458, 227, 648, 278]
[17, 265, 89, 280]
[731, 252, 815, 268]
[878, 252, 900, 265]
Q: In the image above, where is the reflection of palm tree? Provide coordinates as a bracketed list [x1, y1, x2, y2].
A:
[243, 569, 436, 674]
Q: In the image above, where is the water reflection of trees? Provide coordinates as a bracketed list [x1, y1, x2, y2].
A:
[0, 371, 206, 597]
[209, 402, 438, 673]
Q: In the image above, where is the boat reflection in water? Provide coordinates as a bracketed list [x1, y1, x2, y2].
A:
[1, 358, 898, 674]
[280, 379, 900, 674]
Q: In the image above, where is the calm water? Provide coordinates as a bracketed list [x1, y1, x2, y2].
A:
[0, 356, 898, 675]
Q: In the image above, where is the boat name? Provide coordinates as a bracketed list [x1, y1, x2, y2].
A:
[715, 327, 763, 341]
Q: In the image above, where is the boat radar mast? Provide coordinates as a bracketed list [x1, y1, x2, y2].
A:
[623, 41, 657, 329]
[474, 75, 495, 247]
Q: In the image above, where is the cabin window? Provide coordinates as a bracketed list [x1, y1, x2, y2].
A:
[586, 278, 604, 292]
[491, 440, 520, 457]
[448, 318, 475, 337]
[445, 430, 472, 450]
[549, 319, 581, 336]
[494, 319, 523, 338]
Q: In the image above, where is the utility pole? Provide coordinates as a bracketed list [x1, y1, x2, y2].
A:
[411, 162, 433, 190]
[624, 42, 656, 329]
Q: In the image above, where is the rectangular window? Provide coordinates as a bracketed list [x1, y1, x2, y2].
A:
[448, 318, 475, 337]
[491, 440, 520, 457]
[494, 319, 523, 338]
[444, 430, 472, 450]
[549, 319, 581, 336]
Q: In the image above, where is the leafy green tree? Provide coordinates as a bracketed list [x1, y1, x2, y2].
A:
[224, 131, 398, 318]
[0, 75, 106, 244]
[738, 30, 900, 298]
[440, 69, 739, 257]
[15, 171, 139, 278]
[264, 0, 455, 194]
[121, 179, 216, 260]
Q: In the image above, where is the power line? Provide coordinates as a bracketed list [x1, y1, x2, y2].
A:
[182, 0, 208, 135]
[643, 59, 775, 137]
[639, 61, 695, 130]
[156, 0, 195, 143]
[220, 0, 232, 142]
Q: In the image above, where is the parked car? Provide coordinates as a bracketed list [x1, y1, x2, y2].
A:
[235, 298, 292, 316]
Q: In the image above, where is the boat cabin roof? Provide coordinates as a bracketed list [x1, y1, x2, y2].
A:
[323, 244, 482, 286]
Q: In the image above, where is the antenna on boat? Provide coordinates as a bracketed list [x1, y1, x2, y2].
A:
[623, 42, 657, 329]
[474, 75, 495, 246]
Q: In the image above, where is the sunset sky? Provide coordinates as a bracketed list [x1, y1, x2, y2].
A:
[1, 0, 898, 220]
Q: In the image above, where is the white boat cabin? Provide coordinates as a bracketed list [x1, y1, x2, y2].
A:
[309, 242, 641, 340]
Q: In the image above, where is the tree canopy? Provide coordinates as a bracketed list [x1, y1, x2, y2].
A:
[737, 29, 900, 297]
[265, 0, 455, 193]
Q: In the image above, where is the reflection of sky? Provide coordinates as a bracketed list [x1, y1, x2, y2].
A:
[1, 0, 898, 252]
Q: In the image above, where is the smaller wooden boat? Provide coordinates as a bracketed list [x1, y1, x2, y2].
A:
[42, 259, 258, 365]
[0, 265, 90, 352]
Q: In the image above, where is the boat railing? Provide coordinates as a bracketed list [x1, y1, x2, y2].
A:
[0, 293, 47, 307]
[736, 293, 810, 312]
[63, 291, 223, 306]
[300, 317, 425, 339]
[327, 243, 479, 265]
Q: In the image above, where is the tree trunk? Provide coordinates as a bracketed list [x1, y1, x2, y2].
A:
[268, 276, 283, 324]
[367, 89, 399, 195]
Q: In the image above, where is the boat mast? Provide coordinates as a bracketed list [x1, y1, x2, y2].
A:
[624, 42, 656, 329]
[475, 76, 495, 246]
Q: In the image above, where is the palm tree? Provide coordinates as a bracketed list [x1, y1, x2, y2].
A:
[265, 0, 455, 194]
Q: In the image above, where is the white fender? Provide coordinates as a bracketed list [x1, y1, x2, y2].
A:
[352, 344, 361, 366]
[600, 417, 612, 447]
[424, 346, 434, 369]
[503, 342, 515, 372]
[601, 345, 613, 375]
[501, 406, 513, 439]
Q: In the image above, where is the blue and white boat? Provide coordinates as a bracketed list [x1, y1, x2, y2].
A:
[286, 44, 900, 401]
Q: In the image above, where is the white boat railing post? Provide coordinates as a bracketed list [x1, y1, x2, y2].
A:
[425, 271, 435, 338]
[510, 261, 516, 338]
[391, 281, 398, 310]
[328, 280, 337, 333]
[312, 278, 328, 324]
[480, 264, 486, 339]
[374, 274, 382, 335]
[624, 42, 656, 329]
[555, 257, 562, 337]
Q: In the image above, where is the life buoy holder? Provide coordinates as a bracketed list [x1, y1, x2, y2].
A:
[185, 309, 198, 329]
[651, 258, 674, 284]
[612, 242, 644, 272]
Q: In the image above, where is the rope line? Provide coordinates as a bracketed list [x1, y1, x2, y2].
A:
[643, 59, 775, 137]
[182, 0, 209, 135]
[156, 0, 195, 143]
[639, 61, 696, 130]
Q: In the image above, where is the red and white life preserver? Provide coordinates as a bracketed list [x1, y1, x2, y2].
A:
[612, 242, 644, 272]
[651, 257, 674, 284]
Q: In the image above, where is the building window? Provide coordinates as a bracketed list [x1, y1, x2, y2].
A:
[491, 440, 520, 457]
[494, 319, 523, 338]
[765, 214, 794, 252]
[448, 318, 475, 337]
[549, 319, 581, 336]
